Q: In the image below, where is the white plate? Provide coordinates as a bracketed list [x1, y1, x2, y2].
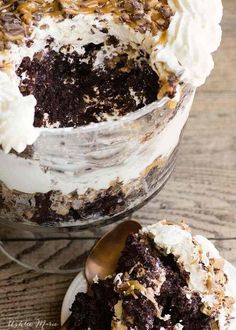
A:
[60, 271, 87, 326]
[61, 262, 236, 327]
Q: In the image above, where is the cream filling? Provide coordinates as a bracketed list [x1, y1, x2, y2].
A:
[0, 71, 39, 153]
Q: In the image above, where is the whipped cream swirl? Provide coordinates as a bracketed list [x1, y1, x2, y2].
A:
[0, 72, 39, 153]
[155, 0, 223, 86]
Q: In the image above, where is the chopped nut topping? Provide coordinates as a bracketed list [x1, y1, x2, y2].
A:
[158, 73, 179, 99]
[0, 0, 173, 45]
[117, 279, 147, 297]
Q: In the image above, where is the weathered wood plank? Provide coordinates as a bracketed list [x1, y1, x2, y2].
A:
[0, 0, 235, 329]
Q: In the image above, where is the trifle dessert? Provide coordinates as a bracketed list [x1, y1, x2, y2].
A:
[68, 221, 236, 329]
[0, 0, 223, 227]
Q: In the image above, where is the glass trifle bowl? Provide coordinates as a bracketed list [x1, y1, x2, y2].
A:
[0, 0, 222, 272]
[0, 85, 195, 229]
[0, 85, 195, 273]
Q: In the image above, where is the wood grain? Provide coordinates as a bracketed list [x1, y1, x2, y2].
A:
[0, 0, 236, 329]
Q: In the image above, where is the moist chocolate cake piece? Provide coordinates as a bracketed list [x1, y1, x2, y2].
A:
[68, 293, 109, 330]
[116, 233, 165, 288]
[16, 42, 160, 128]
[69, 278, 118, 330]
[122, 294, 157, 329]
[68, 230, 215, 330]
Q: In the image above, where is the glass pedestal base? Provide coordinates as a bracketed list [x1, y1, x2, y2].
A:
[0, 220, 124, 274]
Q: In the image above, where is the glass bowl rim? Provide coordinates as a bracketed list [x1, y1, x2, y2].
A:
[35, 96, 171, 136]
[34, 85, 195, 137]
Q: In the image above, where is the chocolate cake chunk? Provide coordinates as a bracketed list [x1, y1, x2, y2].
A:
[68, 294, 109, 330]
[69, 278, 118, 330]
[16, 42, 160, 128]
[69, 231, 214, 330]
[116, 233, 165, 288]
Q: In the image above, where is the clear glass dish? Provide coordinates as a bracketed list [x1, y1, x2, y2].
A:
[0, 85, 195, 272]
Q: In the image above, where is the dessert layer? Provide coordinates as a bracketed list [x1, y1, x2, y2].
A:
[17, 42, 159, 128]
[0, 146, 177, 226]
[0, 0, 173, 42]
[70, 234, 210, 329]
[0, 0, 223, 89]
[68, 222, 236, 329]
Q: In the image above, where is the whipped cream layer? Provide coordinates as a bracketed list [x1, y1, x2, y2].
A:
[0, 0, 223, 153]
[143, 221, 236, 330]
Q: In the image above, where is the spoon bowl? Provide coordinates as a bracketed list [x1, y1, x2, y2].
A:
[85, 220, 142, 285]
[60, 219, 141, 329]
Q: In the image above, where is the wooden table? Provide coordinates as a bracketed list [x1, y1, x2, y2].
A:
[0, 1, 235, 329]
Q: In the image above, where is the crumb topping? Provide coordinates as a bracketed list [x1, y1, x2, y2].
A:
[0, 0, 173, 48]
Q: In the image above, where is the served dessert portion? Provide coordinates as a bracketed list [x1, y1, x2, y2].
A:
[68, 221, 236, 330]
[0, 0, 223, 226]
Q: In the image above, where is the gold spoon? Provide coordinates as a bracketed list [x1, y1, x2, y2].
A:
[85, 219, 142, 283]
[60, 220, 141, 330]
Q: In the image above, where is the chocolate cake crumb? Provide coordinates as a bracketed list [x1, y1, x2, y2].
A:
[69, 293, 111, 330]
[16, 42, 160, 128]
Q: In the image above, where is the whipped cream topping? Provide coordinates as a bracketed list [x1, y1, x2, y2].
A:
[142, 221, 236, 330]
[154, 0, 223, 86]
[0, 71, 39, 153]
